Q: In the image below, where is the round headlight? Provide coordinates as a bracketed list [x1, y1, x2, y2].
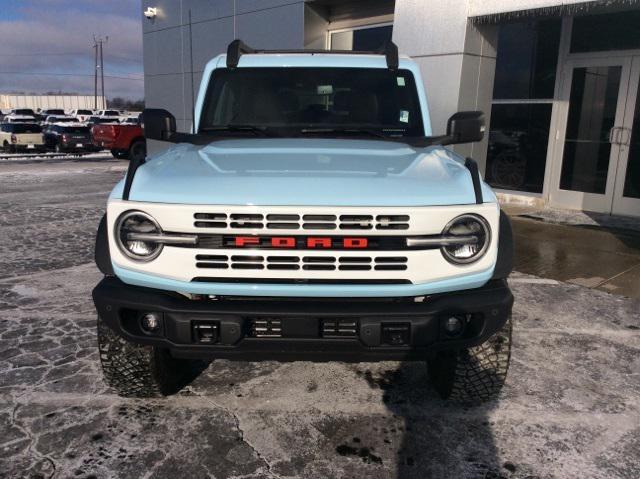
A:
[441, 214, 491, 264]
[115, 211, 163, 261]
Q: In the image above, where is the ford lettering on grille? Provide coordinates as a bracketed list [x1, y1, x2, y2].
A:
[232, 236, 369, 249]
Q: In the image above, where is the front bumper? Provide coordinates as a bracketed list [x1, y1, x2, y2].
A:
[93, 277, 513, 361]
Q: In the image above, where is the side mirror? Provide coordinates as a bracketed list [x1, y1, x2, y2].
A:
[142, 108, 176, 141]
[446, 111, 485, 144]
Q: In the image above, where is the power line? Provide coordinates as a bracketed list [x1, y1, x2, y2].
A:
[0, 51, 87, 57]
[0, 71, 143, 81]
[0, 51, 140, 62]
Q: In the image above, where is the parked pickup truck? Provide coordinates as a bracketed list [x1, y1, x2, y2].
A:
[93, 40, 514, 403]
[0, 122, 45, 152]
[91, 122, 146, 161]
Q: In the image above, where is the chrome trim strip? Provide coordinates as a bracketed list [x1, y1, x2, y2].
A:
[127, 233, 198, 245]
[406, 235, 478, 247]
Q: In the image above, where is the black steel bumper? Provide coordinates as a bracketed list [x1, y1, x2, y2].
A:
[92, 277, 513, 361]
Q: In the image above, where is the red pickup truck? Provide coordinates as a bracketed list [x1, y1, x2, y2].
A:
[91, 123, 146, 161]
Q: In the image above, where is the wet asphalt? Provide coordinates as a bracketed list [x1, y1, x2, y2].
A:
[0, 155, 639, 478]
[512, 217, 640, 299]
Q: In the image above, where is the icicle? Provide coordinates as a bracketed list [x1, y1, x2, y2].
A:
[473, 0, 640, 24]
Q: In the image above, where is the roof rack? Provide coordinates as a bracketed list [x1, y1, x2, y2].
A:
[226, 39, 399, 71]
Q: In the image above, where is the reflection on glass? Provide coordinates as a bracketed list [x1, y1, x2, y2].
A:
[331, 25, 393, 51]
[571, 11, 640, 53]
[623, 80, 640, 199]
[493, 19, 561, 100]
[560, 66, 621, 194]
[486, 104, 552, 193]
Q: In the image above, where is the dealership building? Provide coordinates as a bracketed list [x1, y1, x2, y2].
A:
[142, 0, 640, 217]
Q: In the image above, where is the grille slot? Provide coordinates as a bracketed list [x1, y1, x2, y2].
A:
[230, 221, 263, 229]
[267, 256, 299, 263]
[303, 222, 336, 230]
[251, 318, 282, 338]
[339, 264, 371, 271]
[267, 222, 299, 229]
[196, 262, 228, 269]
[339, 215, 374, 230]
[232, 263, 264, 269]
[303, 264, 336, 271]
[196, 254, 228, 261]
[339, 257, 372, 264]
[231, 255, 264, 262]
[376, 215, 410, 230]
[194, 213, 226, 220]
[267, 214, 299, 221]
[303, 256, 336, 263]
[267, 264, 300, 270]
[322, 319, 358, 338]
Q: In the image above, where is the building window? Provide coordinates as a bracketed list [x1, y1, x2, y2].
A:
[329, 24, 393, 51]
[571, 11, 640, 53]
[486, 19, 561, 193]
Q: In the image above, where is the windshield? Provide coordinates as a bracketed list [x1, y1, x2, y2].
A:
[103, 110, 119, 116]
[14, 109, 34, 115]
[77, 110, 92, 115]
[199, 67, 424, 138]
[46, 109, 65, 115]
[7, 123, 42, 133]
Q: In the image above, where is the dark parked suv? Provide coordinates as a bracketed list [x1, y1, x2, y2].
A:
[43, 124, 99, 153]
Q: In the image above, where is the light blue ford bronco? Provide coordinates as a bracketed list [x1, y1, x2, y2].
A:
[93, 40, 514, 402]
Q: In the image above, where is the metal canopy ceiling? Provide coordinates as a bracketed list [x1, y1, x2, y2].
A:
[471, 0, 640, 23]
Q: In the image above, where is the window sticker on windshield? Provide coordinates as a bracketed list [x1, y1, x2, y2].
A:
[399, 110, 409, 123]
[397, 77, 406, 87]
[317, 85, 333, 95]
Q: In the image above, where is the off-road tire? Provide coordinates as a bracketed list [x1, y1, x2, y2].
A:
[428, 316, 512, 403]
[97, 315, 204, 398]
[128, 140, 146, 162]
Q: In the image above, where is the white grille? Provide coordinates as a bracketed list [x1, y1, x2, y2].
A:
[194, 212, 410, 231]
[195, 254, 408, 271]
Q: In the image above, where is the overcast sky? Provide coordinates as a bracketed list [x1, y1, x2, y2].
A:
[0, 0, 143, 100]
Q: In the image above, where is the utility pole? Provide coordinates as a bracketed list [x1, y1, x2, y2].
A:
[99, 40, 105, 109]
[93, 40, 98, 110]
[93, 36, 108, 110]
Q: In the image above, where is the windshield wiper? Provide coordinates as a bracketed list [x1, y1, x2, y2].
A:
[299, 128, 391, 139]
[200, 125, 273, 136]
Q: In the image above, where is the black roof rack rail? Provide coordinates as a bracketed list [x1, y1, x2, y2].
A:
[226, 39, 399, 70]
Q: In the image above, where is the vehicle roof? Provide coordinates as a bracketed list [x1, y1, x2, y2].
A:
[193, 53, 432, 136]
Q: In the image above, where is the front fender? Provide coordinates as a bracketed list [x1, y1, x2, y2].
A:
[95, 213, 114, 276]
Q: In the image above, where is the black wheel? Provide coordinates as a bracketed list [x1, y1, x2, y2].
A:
[128, 140, 146, 162]
[97, 315, 207, 398]
[428, 316, 512, 403]
[55, 143, 64, 154]
[3, 141, 11, 153]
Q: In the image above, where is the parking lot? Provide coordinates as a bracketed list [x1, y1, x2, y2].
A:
[1, 155, 639, 478]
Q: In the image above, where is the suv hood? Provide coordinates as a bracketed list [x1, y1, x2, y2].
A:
[116, 139, 491, 206]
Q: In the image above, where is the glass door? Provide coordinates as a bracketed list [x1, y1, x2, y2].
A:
[550, 57, 632, 213]
[612, 57, 640, 217]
